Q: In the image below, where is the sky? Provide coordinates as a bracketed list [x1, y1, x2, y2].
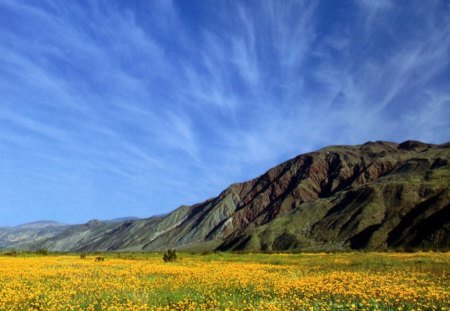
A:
[0, 0, 449, 226]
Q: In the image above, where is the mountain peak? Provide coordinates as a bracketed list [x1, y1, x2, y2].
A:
[4, 141, 449, 252]
[398, 140, 431, 150]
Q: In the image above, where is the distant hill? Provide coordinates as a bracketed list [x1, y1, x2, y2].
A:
[0, 221, 70, 249]
[0, 219, 134, 249]
[5, 140, 449, 252]
[15, 221, 67, 230]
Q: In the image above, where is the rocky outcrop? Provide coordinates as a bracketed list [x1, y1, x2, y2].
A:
[14, 140, 450, 252]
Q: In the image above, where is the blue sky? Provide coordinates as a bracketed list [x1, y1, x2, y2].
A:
[0, 0, 449, 226]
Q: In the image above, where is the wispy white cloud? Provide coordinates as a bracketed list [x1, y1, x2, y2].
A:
[0, 0, 448, 225]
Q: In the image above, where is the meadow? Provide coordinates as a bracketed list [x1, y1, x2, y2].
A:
[0, 251, 448, 310]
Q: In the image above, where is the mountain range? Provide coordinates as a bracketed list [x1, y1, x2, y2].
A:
[2, 140, 449, 252]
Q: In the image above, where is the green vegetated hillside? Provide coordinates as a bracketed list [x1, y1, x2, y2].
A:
[7, 140, 450, 252]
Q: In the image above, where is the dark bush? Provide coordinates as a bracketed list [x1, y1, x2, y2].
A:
[163, 249, 177, 262]
[95, 256, 105, 262]
[4, 250, 18, 256]
[80, 253, 87, 259]
[35, 248, 48, 255]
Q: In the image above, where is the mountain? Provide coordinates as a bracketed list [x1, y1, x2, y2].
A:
[0, 221, 70, 249]
[103, 217, 141, 223]
[14, 220, 67, 230]
[7, 140, 450, 252]
[0, 219, 134, 249]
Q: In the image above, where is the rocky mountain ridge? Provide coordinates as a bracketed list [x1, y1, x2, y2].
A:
[0, 221, 70, 248]
[3, 140, 449, 252]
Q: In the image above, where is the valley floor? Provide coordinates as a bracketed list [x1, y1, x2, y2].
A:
[0, 252, 448, 310]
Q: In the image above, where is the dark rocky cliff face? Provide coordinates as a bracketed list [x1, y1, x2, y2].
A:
[208, 141, 449, 251]
[25, 140, 450, 252]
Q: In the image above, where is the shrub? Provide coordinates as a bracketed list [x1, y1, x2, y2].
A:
[4, 250, 18, 257]
[163, 249, 177, 262]
[80, 253, 87, 259]
[95, 256, 105, 262]
[35, 248, 48, 256]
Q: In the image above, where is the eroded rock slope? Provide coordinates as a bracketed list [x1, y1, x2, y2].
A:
[27, 140, 450, 251]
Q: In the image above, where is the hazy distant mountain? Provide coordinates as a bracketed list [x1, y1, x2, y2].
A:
[7, 140, 450, 252]
[15, 221, 67, 230]
[0, 221, 70, 249]
[0, 219, 134, 249]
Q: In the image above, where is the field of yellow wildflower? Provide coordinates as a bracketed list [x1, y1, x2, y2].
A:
[0, 252, 448, 310]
